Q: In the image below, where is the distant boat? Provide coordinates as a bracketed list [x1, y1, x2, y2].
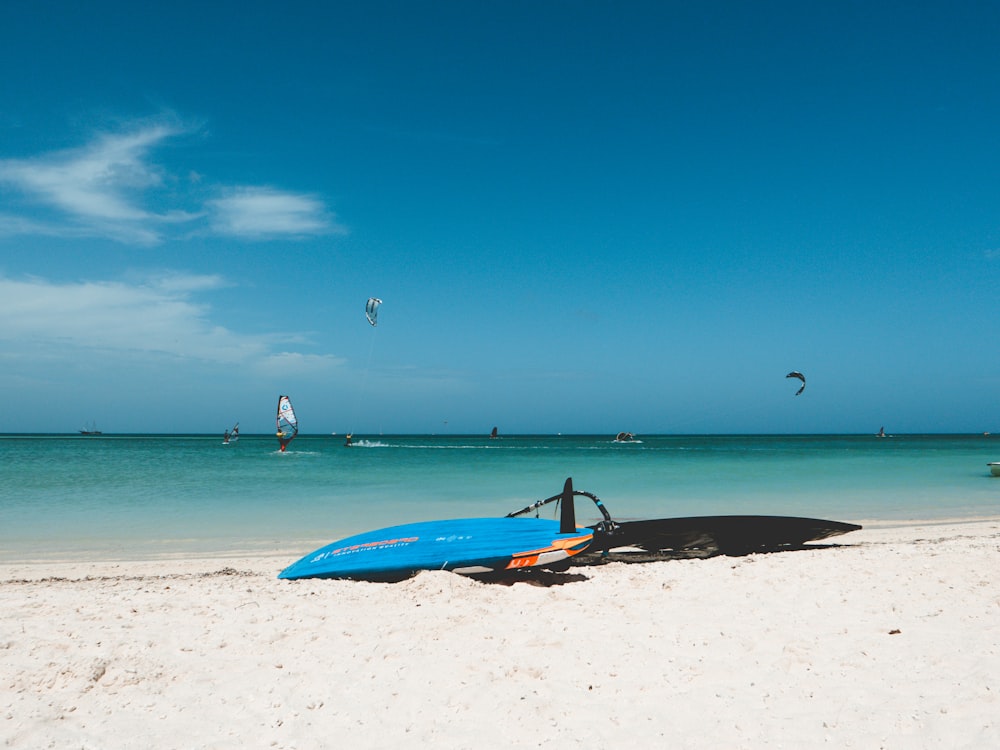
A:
[78, 421, 102, 436]
[223, 422, 239, 445]
[989, 463, 1000, 477]
[276, 395, 298, 452]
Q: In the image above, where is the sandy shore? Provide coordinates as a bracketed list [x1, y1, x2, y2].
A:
[3, 520, 998, 749]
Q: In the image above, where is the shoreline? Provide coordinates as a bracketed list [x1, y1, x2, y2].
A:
[3, 514, 999, 569]
[4, 518, 998, 747]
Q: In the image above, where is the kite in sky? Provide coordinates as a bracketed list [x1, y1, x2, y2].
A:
[786, 371, 806, 396]
[365, 297, 382, 327]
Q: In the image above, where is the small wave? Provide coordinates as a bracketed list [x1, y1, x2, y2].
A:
[353, 441, 527, 450]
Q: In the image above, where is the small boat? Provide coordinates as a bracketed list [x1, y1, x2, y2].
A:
[988, 463, 1000, 477]
[78, 421, 102, 435]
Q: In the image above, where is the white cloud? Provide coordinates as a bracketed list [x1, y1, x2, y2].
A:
[0, 123, 193, 244]
[0, 118, 343, 245]
[0, 273, 344, 373]
[0, 213, 93, 238]
[207, 187, 345, 238]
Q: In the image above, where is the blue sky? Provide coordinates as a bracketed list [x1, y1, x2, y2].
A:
[1, 1, 998, 434]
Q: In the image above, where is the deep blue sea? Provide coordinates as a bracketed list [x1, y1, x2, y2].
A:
[2, 433, 998, 561]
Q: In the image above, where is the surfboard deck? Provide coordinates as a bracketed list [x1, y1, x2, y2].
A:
[584, 515, 861, 560]
[278, 517, 594, 581]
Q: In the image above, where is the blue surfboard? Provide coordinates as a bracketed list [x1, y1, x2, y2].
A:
[279, 478, 592, 581]
[278, 517, 593, 581]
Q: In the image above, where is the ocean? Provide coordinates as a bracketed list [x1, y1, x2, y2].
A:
[1, 433, 998, 562]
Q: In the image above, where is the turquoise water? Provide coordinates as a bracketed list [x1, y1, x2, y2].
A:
[1, 433, 998, 560]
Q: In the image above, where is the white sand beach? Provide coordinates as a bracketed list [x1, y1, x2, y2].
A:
[2, 520, 998, 749]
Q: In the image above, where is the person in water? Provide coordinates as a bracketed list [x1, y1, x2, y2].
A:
[344, 433, 353, 447]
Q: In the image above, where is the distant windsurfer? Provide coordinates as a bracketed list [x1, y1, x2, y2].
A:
[275, 395, 298, 452]
[277, 430, 291, 452]
[223, 429, 230, 444]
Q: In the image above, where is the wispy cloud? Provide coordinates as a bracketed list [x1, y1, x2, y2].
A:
[257, 351, 345, 376]
[0, 273, 344, 373]
[0, 118, 343, 244]
[0, 213, 96, 238]
[208, 187, 346, 239]
[0, 123, 192, 244]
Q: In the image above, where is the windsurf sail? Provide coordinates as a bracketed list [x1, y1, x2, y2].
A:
[276, 396, 298, 452]
[506, 485, 861, 562]
[227, 422, 239, 443]
[365, 297, 382, 327]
